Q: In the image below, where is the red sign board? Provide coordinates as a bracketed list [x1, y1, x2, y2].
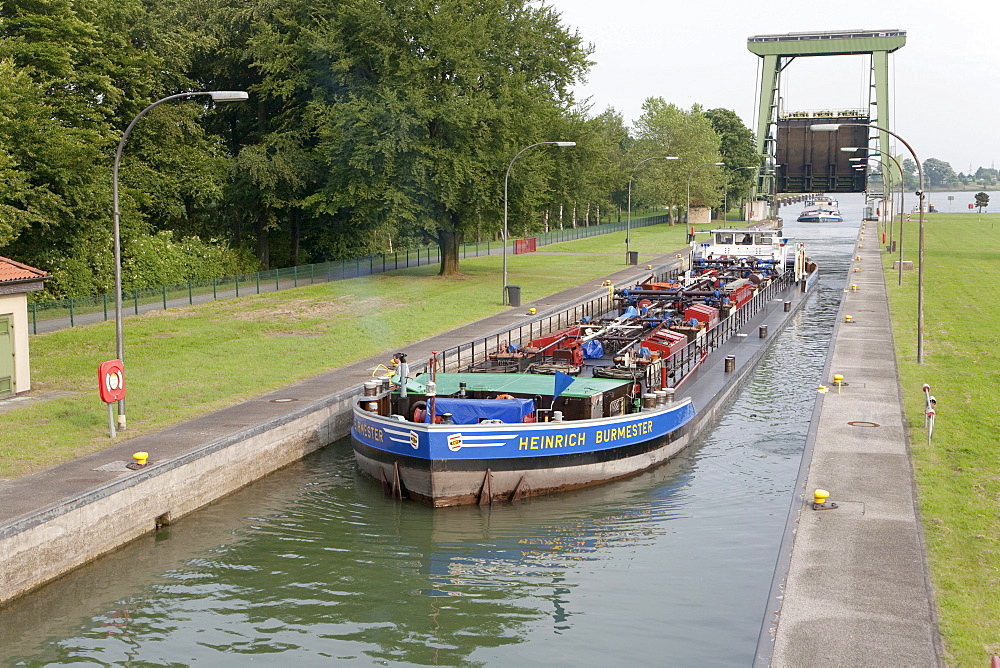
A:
[969, 203, 974, 209]
[98, 359, 126, 403]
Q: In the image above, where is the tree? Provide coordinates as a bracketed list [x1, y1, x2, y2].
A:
[0, 0, 255, 296]
[544, 106, 627, 231]
[190, 0, 311, 269]
[901, 157, 919, 190]
[262, 0, 593, 276]
[974, 166, 997, 186]
[703, 108, 758, 218]
[975, 192, 989, 212]
[0, 0, 123, 295]
[922, 158, 958, 189]
[587, 108, 632, 222]
[632, 99, 723, 223]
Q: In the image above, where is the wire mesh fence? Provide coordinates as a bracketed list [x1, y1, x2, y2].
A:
[29, 214, 671, 334]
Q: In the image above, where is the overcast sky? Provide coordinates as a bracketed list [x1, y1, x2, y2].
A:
[548, 0, 997, 175]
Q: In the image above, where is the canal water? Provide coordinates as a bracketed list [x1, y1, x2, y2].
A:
[0, 200, 863, 667]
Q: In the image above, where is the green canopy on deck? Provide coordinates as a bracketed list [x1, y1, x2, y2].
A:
[405, 372, 627, 399]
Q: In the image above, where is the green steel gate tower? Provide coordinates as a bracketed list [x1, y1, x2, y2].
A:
[747, 29, 906, 216]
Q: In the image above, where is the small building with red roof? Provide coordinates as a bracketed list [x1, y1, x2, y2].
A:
[0, 257, 50, 399]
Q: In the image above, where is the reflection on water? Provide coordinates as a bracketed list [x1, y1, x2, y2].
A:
[0, 211, 859, 667]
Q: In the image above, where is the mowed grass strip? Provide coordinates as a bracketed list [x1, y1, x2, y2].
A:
[882, 211, 1000, 666]
[1, 224, 695, 479]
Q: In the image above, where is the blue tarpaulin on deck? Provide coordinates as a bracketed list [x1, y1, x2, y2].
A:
[581, 339, 604, 359]
[427, 397, 535, 425]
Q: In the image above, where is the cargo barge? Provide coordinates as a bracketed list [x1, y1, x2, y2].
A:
[352, 227, 819, 506]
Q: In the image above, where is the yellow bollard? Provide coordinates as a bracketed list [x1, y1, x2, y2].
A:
[833, 374, 844, 393]
[812, 488, 838, 510]
[855, 255, 862, 260]
[844, 315, 853, 323]
[133, 451, 149, 466]
[646, 265, 653, 270]
[528, 308, 536, 315]
[853, 267, 860, 272]
[851, 284, 858, 292]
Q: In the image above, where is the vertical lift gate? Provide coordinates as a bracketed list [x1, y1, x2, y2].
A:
[747, 30, 907, 216]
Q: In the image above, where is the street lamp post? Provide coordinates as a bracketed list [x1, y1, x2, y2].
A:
[112, 90, 249, 429]
[686, 162, 725, 226]
[813, 123, 926, 363]
[852, 159, 888, 220]
[874, 165, 895, 247]
[843, 147, 906, 286]
[627, 156, 678, 259]
[502, 141, 575, 305]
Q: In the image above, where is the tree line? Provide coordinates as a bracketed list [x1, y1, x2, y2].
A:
[0, 0, 756, 300]
[892, 158, 999, 190]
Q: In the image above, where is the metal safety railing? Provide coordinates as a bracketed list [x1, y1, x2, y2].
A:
[29, 214, 671, 334]
[422, 266, 797, 389]
[430, 293, 619, 375]
[643, 271, 796, 390]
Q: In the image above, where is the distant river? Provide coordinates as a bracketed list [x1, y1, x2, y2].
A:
[906, 189, 997, 213]
[0, 204, 862, 667]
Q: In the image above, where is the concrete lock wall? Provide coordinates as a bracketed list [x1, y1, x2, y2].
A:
[0, 394, 356, 605]
[746, 200, 769, 222]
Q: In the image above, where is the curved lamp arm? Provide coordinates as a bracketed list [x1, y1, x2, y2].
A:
[111, 91, 248, 429]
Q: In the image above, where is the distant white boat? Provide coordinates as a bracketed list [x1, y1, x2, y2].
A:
[797, 206, 844, 223]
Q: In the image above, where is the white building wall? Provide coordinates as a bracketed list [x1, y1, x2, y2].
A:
[689, 206, 712, 225]
[0, 292, 31, 394]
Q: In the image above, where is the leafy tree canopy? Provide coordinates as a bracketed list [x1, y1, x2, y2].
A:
[632, 99, 723, 222]
[922, 157, 958, 188]
[704, 108, 757, 213]
[975, 191, 989, 212]
[1, 0, 769, 297]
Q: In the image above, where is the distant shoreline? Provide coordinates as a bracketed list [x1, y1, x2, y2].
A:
[925, 187, 997, 192]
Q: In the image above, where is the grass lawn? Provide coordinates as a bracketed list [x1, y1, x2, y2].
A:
[881, 211, 1000, 665]
[1, 223, 698, 479]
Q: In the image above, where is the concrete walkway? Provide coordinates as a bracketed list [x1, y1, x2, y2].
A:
[758, 224, 943, 665]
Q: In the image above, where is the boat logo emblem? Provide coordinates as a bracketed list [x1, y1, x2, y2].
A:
[447, 433, 463, 451]
[409, 431, 419, 449]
